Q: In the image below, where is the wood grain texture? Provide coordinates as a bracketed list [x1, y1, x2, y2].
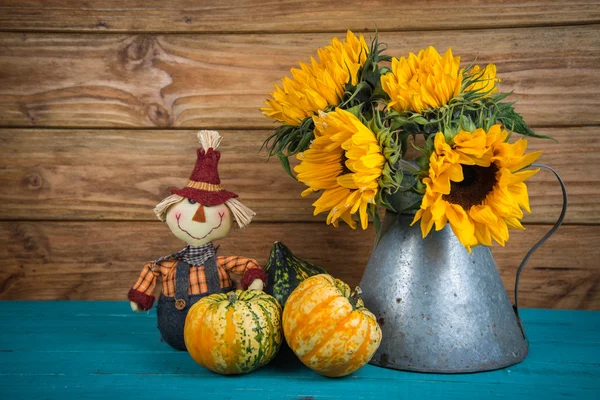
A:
[0, 25, 598, 128]
[0, 0, 599, 33]
[0, 1, 597, 310]
[0, 127, 593, 224]
[0, 221, 597, 309]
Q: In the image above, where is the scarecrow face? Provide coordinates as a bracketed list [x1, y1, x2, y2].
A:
[165, 198, 233, 246]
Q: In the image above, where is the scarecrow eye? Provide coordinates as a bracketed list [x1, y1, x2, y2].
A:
[188, 199, 196, 205]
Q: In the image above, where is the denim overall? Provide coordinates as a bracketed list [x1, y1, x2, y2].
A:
[156, 257, 233, 350]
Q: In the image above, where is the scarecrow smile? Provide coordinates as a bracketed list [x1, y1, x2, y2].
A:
[176, 212, 225, 240]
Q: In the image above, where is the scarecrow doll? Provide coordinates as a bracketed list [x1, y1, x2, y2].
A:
[128, 130, 267, 350]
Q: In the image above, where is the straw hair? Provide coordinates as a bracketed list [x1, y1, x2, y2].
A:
[198, 130, 222, 150]
[153, 194, 184, 221]
[153, 194, 255, 228]
[225, 198, 256, 229]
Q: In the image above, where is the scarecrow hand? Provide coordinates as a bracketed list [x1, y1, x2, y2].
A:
[130, 301, 143, 312]
[241, 268, 267, 291]
[247, 279, 264, 291]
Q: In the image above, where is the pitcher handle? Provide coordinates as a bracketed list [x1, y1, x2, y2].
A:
[513, 163, 568, 337]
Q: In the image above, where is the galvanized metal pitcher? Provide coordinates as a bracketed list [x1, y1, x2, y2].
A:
[359, 164, 567, 373]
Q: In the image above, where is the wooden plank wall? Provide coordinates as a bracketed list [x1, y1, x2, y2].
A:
[0, 1, 598, 309]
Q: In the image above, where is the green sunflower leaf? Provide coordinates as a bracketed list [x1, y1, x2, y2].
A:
[277, 154, 297, 181]
[460, 115, 476, 132]
[369, 205, 382, 238]
[497, 104, 556, 141]
[411, 116, 429, 125]
[416, 155, 429, 170]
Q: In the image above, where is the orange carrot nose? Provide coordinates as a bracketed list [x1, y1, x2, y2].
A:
[192, 205, 206, 223]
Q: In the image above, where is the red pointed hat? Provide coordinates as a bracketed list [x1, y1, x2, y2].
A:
[171, 131, 238, 206]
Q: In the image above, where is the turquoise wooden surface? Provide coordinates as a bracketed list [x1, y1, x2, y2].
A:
[0, 302, 598, 399]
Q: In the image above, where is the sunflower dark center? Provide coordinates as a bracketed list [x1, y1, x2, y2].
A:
[442, 164, 499, 210]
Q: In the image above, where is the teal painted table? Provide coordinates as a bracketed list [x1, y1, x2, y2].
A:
[0, 301, 598, 399]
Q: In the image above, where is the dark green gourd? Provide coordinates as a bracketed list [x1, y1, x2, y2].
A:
[264, 242, 328, 307]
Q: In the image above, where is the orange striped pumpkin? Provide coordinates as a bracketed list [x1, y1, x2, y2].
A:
[282, 274, 382, 377]
[184, 290, 282, 375]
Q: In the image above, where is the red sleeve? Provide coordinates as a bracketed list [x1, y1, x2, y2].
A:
[129, 260, 171, 310]
[128, 288, 155, 311]
[241, 268, 268, 290]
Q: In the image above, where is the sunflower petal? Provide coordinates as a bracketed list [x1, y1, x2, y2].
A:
[508, 151, 542, 172]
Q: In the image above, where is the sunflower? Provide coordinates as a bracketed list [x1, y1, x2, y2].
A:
[465, 63, 500, 97]
[381, 46, 462, 114]
[412, 124, 541, 252]
[294, 108, 386, 229]
[380, 46, 500, 114]
[261, 31, 369, 126]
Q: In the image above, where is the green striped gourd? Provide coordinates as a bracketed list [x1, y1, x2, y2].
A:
[264, 242, 328, 307]
[184, 290, 282, 375]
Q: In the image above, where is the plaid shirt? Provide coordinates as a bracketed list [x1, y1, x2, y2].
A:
[132, 255, 262, 297]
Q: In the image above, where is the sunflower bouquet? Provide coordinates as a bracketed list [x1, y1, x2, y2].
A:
[262, 31, 552, 252]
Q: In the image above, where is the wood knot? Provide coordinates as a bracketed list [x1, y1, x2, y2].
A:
[184, 17, 192, 24]
[146, 103, 171, 127]
[24, 173, 43, 190]
[0, 272, 25, 295]
[122, 36, 154, 63]
[14, 223, 50, 258]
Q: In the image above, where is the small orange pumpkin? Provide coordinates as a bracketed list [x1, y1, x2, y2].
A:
[282, 274, 382, 377]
